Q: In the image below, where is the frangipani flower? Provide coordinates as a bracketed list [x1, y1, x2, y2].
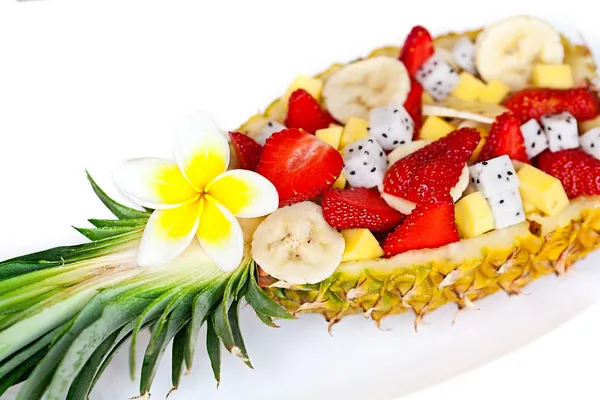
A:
[113, 111, 279, 272]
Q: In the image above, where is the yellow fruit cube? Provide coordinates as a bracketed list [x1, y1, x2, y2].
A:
[341, 229, 384, 262]
[315, 126, 343, 150]
[451, 72, 487, 102]
[340, 117, 370, 149]
[333, 173, 347, 189]
[580, 116, 600, 133]
[523, 201, 537, 214]
[422, 91, 435, 105]
[454, 192, 495, 239]
[531, 64, 574, 89]
[478, 79, 511, 104]
[517, 164, 569, 217]
[282, 75, 324, 103]
[470, 135, 487, 162]
[419, 116, 456, 140]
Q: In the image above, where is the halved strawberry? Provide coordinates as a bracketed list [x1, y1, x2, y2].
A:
[404, 78, 424, 137]
[383, 198, 459, 257]
[536, 148, 600, 198]
[503, 87, 600, 123]
[256, 128, 343, 206]
[321, 187, 404, 232]
[399, 26, 434, 77]
[285, 89, 335, 134]
[229, 132, 262, 171]
[383, 128, 480, 204]
[477, 112, 529, 163]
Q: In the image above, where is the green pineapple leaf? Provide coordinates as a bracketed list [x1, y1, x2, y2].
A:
[254, 310, 279, 328]
[86, 170, 150, 220]
[205, 317, 221, 386]
[170, 322, 187, 393]
[246, 263, 295, 320]
[88, 218, 148, 228]
[73, 226, 142, 241]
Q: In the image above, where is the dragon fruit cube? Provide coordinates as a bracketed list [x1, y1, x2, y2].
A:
[540, 112, 579, 152]
[580, 127, 600, 160]
[487, 189, 526, 229]
[469, 155, 520, 198]
[520, 118, 549, 159]
[451, 37, 476, 74]
[369, 104, 414, 151]
[415, 53, 460, 101]
[257, 120, 286, 145]
[343, 137, 387, 188]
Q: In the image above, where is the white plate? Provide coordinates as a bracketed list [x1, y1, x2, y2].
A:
[1, 1, 600, 399]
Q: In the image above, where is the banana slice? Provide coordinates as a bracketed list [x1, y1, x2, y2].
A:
[423, 98, 508, 124]
[251, 201, 345, 285]
[322, 56, 410, 124]
[475, 16, 565, 90]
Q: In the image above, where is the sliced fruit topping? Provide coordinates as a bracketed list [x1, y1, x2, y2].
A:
[229, 132, 262, 171]
[536, 148, 600, 198]
[383, 128, 480, 204]
[477, 112, 529, 163]
[383, 198, 459, 257]
[321, 187, 404, 232]
[256, 128, 343, 206]
[341, 228, 384, 262]
[399, 26, 434, 77]
[403, 78, 424, 134]
[285, 89, 335, 134]
[503, 87, 600, 123]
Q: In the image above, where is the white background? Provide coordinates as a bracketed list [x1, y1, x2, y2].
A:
[1, 1, 600, 399]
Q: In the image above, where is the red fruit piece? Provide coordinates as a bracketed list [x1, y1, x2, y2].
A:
[477, 112, 529, 163]
[229, 132, 262, 171]
[256, 128, 343, 206]
[321, 187, 404, 232]
[404, 78, 423, 137]
[504, 87, 600, 123]
[383, 128, 480, 204]
[285, 89, 335, 134]
[536, 148, 600, 198]
[399, 26, 434, 77]
[383, 199, 459, 257]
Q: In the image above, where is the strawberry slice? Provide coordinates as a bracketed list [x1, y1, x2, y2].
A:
[383, 128, 480, 204]
[321, 187, 404, 232]
[383, 199, 459, 257]
[256, 128, 343, 206]
[229, 132, 262, 171]
[536, 148, 600, 198]
[404, 78, 424, 136]
[477, 112, 529, 163]
[399, 26, 434, 77]
[503, 87, 600, 123]
[285, 89, 335, 134]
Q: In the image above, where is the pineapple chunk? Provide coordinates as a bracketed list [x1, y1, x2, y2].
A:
[470, 135, 487, 162]
[478, 79, 511, 104]
[422, 91, 435, 105]
[451, 72, 487, 102]
[419, 116, 456, 140]
[517, 164, 569, 217]
[531, 64, 574, 89]
[315, 126, 343, 150]
[282, 75, 324, 102]
[454, 192, 495, 238]
[580, 116, 600, 133]
[332, 173, 347, 189]
[523, 201, 537, 214]
[340, 117, 370, 149]
[341, 229, 384, 262]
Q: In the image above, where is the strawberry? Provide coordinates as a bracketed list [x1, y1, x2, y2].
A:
[477, 112, 529, 163]
[399, 26, 434, 77]
[229, 132, 262, 171]
[536, 148, 600, 198]
[383, 128, 480, 204]
[404, 78, 424, 137]
[503, 87, 600, 123]
[256, 128, 343, 206]
[383, 199, 459, 257]
[285, 89, 335, 134]
[321, 187, 404, 232]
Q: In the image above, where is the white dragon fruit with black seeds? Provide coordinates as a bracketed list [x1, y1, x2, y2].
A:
[342, 137, 387, 188]
[580, 127, 600, 160]
[468, 155, 519, 198]
[369, 104, 414, 151]
[487, 189, 526, 229]
[540, 112, 579, 152]
[451, 37, 476, 74]
[257, 120, 286, 145]
[520, 118, 549, 159]
[415, 53, 460, 101]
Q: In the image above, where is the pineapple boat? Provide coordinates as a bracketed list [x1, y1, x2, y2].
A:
[2, 15, 600, 399]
